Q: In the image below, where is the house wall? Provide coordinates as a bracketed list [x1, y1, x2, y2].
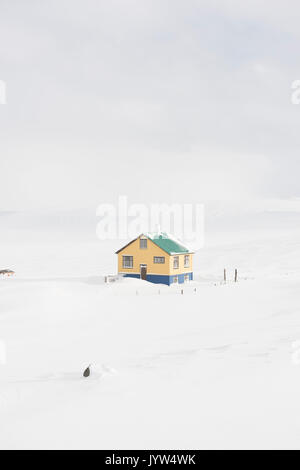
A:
[121, 272, 193, 285]
[117, 236, 171, 276]
[168, 253, 193, 275]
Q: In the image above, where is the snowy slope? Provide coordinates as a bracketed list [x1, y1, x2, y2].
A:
[1, 204, 300, 449]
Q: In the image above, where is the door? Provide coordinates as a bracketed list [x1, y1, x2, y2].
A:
[140, 264, 147, 280]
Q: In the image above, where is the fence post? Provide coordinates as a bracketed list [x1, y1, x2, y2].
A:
[224, 269, 226, 283]
[235, 269, 238, 283]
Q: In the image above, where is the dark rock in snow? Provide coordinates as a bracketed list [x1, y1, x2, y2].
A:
[83, 365, 91, 377]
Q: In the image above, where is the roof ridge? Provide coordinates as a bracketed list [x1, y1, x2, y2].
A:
[116, 232, 194, 255]
[146, 231, 192, 255]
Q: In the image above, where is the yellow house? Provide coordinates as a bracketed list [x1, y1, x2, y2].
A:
[116, 232, 194, 285]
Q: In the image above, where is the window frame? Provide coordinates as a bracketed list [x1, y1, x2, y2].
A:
[122, 255, 133, 269]
[173, 275, 178, 284]
[184, 255, 190, 268]
[173, 256, 179, 269]
[139, 238, 148, 249]
[153, 256, 165, 264]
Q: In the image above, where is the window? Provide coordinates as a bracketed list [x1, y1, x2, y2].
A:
[184, 255, 190, 268]
[122, 255, 133, 268]
[173, 256, 179, 269]
[184, 274, 190, 282]
[173, 276, 178, 284]
[140, 238, 147, 249]
[154, 256, 165, 264]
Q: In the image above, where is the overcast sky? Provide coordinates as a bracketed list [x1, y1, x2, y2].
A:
[0, 0, 300, 210]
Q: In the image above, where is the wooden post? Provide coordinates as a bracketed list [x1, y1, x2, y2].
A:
[194, 287, 196, 293]
[235, 269, 238, 283]
[181, 289, 184, 295]
[224, 269, 226, 283]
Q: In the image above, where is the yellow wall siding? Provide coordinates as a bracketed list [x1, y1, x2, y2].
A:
[169, 253, 193, 274]
[117, 236, 171, 275]
[117, 236, 194, 276]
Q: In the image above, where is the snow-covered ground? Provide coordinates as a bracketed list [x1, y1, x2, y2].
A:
[1, 204, 300, 449]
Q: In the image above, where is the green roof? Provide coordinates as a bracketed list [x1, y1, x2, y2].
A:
[146, 232, 192, 255]
[115, 231, 193, 255]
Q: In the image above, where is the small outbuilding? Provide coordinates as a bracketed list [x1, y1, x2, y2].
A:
[116, 231, 194, 285]
[0, 269, 15, 276]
